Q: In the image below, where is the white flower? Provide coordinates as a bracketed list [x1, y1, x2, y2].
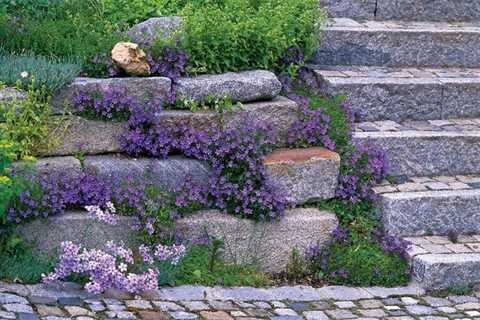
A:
[20, 71, 29, 78]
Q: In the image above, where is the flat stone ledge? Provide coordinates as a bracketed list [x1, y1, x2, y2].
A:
[13, 156, 82, 176]
[379, 189, 480, 237]
[412, 253, 480, 291]
[264, 148, 340, 204]
[353, 130, 480, 177]
[53, 77, 172, 110]
[314, 66, 480, 122]
[176, 70, 282, 103]
[175, 208, 338, 273]
[313, 19, 480, 68]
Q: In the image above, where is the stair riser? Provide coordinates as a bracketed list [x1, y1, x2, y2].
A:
[320, 0, 480, 22]
[317, 76, 480, 122]
[412, 254, 480, 290]
[353, 132, 480, 177]
[379, 190, 480, 237]
[314, 28, 480, 68]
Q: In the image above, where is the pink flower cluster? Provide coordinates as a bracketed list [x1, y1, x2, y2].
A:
[43, 240, 186, 294]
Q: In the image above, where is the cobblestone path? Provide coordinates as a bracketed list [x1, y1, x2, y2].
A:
[1, 282, 480, 320]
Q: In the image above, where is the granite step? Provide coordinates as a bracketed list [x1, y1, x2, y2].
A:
[313, 66, 480, 122]
[320, 0, 480, 22]
[404, 235, 480, 290]
[44, 96, 299, 157]
[18, 208, 339, 273]
[313, 19, 480, 68]
[352, 119, 480, 177]
[374, 175, 480, 237]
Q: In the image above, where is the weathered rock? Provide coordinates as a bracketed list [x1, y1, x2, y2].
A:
[13, 156, 82, 176]
[177, 70, 282, 104]
[379, 189, 480, 237]
[18, 211, 138, 256]
[128, 17, 183, 48]
[53, 77, 171, 110]
[319, 0, 376, 19]
[264, 148, 340, 204]
[0, 87, 25, 104]
[353, 130, 480, 177]
[224, 96, 299, 146]
[111, 42, 151, 76]
[83, 155, 211, 191]
[313, 19, 480, 68]
[412, 253, 480, 290]
[45, 116, 124, 156]
[175, 208, 338, 273]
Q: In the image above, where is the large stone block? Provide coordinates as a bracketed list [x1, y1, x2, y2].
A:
[379, 189, 480, 237]
[176, 70, 282, 104]
[175, 208, 338, 273]
[319, 0, 376, 19]
[264, 147, 340, 204]
[18, 212, 138, 256]
[128, 17, 183, 48]
[313, 19, 480, 68]
[353, 130, 480, 177]
[13, 156, 82, 176]
[83, 155, 211, 191]
[412, 253, 480, 290]
[52, 77, 172, 110]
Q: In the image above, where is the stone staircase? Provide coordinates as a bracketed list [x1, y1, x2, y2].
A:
[317, 1, 480, 290]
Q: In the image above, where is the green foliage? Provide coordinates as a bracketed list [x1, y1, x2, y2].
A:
[170, 0, 322, 74]
[317, 199, 375, 226]
[0, 82, 53, 157]
[165, 244, 268, 287]
[175, 95, 241, 114]
[0, 53, 80, 93]
[285, 248, 310, 282]
[0, 246, 54, 283]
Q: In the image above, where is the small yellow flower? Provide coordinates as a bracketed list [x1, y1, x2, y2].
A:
[0, 176, 12, 185]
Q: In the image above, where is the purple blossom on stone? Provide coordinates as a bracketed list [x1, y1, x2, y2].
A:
[381, 235, 412, 257]
[85, 202, 118, 225]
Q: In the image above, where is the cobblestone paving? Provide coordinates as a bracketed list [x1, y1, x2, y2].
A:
[372, 175, 480, 194]
[403, 236, 480, 259]
[354, 119, 480, 133]
[1, 282, 480, 320]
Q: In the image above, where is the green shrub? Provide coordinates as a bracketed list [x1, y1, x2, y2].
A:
[0, 53, 80, 93]
[158, 0, 323, 74]
[0, 247, 54, 283]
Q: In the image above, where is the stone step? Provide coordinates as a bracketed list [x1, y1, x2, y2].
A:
[44, 96, 299, 157]
[18, 208, 339, 273]
[352, 119, 480, 177]
[375, 175, 480, 237]
[313, 66, 480, 122]
[313, 19, 480, 68]
[53, 70, 281, 110]
[320, 0, 480, 22]
[27, 146, 340, 206]
[403, 235, 480, 290]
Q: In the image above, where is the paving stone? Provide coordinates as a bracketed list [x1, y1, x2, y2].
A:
[455, 302, 480, 310]
[358, 309, 388, 317]
[138, 311, 170, 320]
[270, 316, 303, 320]
[286, 303, 309, 311]
[448, 295, 478, 303]
[169, 311, 198, 320]
[57, 297, 82, 306]
[401, 297, 419, 305]
[253, 302, 271, 309]
[274, 309, 298, 316]
[229, 311, 246, 317]
[29, 296, 57, 305]
[244, 308, 271, 317]
[437, 306, 457, 313]
[108, 304, 127, 311]
[303, 310, 329, 320]
[0, 293, 29, 304]
[65, 306, 94, 317]
[334, 301, 356, 308]
[125, 300, 152, 310]
[325, 309, 357, 319]
[422, 297, 452, 307]
[0, 311, 15, 319]
[366, 286, 425, 298]
[182, 301, 210, 311]
[358, 299, 384, 309]
[3, 303, 34, 313]
[36, 305, 66, 317]
[106, 311, 137, 319]
[405, 305, 436, 315]
[465, 310, 480, 316]
[0, 283, 30, 297]
[199, 311, 233, 320]
[207, 301, 236, 311]
[17, 313, 39, 320]
[310, 301, 331, 310]
[318, 286, 372, 300]
[152, 301, 185, 311]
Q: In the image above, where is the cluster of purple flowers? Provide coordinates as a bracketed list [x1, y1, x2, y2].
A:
[380, 235, 412, 257]
[336, 141, 389, 203]
[43, 240, 185, 294]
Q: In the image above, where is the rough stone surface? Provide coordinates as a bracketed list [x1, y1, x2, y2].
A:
[175, 208, 338, 273]
[12, 156, 82, 176]
[379, 189, 480, 237]
[128, 17, 183, 48]
[319, 1, 376, 19]
[0, 87, 25, 104]
[412, 253, 480, 290]
[83, 155, 211, 191]
[44, 116, 123, 156]
[53, 77, 171, 110]
[353, 130, 480, 177]
[111, 42, 151, 76]
[264, 147, 340, 204]
[18, 212, 137, 256]
[314, 66, 480, 122]
[176, 70, 281, 104]
[313, 19, 480, 68]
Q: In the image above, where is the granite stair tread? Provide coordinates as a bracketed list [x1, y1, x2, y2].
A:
[352, 118, 480, 177]
[313, 65, 480, 122]
[313, 18, 480, 68]
[403, 235, 480, 290]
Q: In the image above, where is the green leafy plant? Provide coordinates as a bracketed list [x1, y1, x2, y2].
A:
[285, 248, 310, 282]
